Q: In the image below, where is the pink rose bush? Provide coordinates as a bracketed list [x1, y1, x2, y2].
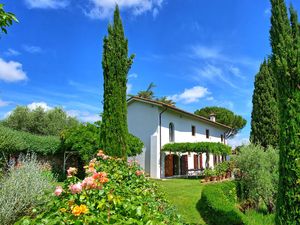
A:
[22, 149, 182, 224]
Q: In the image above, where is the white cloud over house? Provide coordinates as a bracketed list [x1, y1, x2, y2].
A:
[0, 58, 27, 82]
[85, 0, 164, 19]
[169, 86, 210, 104]
[24, 0, 69, 9]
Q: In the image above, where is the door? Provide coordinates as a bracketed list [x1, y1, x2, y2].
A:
[165, 155, 174, 177]
[180, 155, 188, 175]
[194, 154, 199, 169]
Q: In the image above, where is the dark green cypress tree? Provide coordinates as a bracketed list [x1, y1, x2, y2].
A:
[250, 59, 279, 148]
[270, 0, 300, 223]
[100, 5, 134, 158]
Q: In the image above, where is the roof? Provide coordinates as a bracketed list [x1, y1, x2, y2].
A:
[127, 96, 232, 130]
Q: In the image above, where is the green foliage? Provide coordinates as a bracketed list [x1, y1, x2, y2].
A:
[61, 122, 101, 162]
[250, 59, 279, 148]
[136, 82, 156, 99]
[0, 154, 54, 225]
[0, 125, 61, 156]
[2, 106, 79, 136]
[162, 142, 231, 155]
[194, 106, 246, 138]
[0, 3, 17, 35]
[155, 96, 176, 106]
[127, 133, 144, 157]
[198, 182, 244, 225]
[18, 152, 182, 224]
[234, 144, 279, 213]
[61, 121, 143, 161]
[100, 6, 134, 158]
[269, 0, 300, 223]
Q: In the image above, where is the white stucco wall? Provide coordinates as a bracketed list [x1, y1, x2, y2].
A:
[127, 101, 159, 176]
[160, 109, 227, 175]
[128, 100, 229, 179]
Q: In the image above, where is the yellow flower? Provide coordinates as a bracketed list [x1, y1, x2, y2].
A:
[72, 204, 88, 216]
[79, 204, 88, 214]
[60, 208, 67, 213]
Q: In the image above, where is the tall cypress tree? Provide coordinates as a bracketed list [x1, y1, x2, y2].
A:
[270, 0, 300, 223]
[250, 59, 279, 148]
[100, 5, 134, 158]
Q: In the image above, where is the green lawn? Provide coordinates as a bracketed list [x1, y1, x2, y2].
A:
[154, 178, 206, 225]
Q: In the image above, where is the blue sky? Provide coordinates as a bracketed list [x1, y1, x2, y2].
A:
[0, 0, 299, 147]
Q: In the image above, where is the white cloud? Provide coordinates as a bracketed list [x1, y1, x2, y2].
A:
[4, 49, 21, 56]
[85, 0, 164, 19]
[228, 135, 249, 148]
[67, 110, 100, 122]
[206, 96, 214, 101]
[194, 64, 239, 89]
[27, 102, 52, 111]
[0, 58, 27, 82]
[0, 99, 9, 107]
[24, 0, 69, 9]
[128, 73, 138, 78]
[228, 65, 245, 79]
[23, 45, 42, 54]
[191, 45, 223, 60]
[169, 86, 210, 104]
[127, 83, 132, 94]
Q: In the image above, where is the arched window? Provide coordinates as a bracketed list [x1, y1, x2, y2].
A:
[169, 122, 175, 142]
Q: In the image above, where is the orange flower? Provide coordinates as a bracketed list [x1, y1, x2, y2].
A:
[72, 204, 88, 216]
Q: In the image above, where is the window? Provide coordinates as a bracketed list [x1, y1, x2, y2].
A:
[221, 134, 224, 142]
[192, 125, 196, 136]
[206, 129, 210, 139]
[169, 123, 175, 142]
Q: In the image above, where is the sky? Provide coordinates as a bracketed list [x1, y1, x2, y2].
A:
[0, 0, 300, 147]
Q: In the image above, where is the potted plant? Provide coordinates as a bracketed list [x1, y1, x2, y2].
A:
[210, 169, 217, 181]
[204, 168, 212, 182]
[215, 164, 222, 181]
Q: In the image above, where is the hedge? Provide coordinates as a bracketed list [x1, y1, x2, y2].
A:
[0, 125, 61, 155]
[162, 142, 231, 155]
[197, 181, 245, 225]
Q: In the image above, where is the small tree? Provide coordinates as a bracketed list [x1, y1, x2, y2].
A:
[250, 59, 279, 148]
[100, 5, 134, 158]
[235, 144, 279, 213]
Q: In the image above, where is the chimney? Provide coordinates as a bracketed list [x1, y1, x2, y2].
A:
[209, 113, 216, 122]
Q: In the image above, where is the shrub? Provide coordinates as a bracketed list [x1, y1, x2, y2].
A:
[234, 144, 279, 213]
[17, 150, 182, 224]
[198, 182, 244, 225]
[0, 154, 55, 225]
[0, 125, 61, 156]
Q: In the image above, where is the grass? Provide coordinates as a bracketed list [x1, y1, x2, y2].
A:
[154, 178, 206, 225]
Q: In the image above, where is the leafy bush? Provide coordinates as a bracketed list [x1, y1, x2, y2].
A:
[162, 142, 231, 155]
[18, 150, 182, 224]
[127, 133, 144, 157]
[2, 106, 79, 136]
[0, 125, 61, 156]
[0, 154, 55, 225]
[234, 144, 279, 213]
[61, 121, 144, 162]
[198, 182, 244, 225]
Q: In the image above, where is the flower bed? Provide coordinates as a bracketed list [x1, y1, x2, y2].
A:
[17, 150, 182, 224]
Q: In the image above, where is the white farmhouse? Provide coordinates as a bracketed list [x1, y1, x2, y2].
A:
[127, 96, 231, 179]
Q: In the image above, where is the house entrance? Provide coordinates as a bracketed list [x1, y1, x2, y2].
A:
[164, 154, 180, 177]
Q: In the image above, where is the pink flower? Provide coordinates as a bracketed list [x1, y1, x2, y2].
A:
[54, 186, 63, 196]
[82, 177, 97, 189]
[135, 170, 144, 176]
[69, 183, 82, 194]
[67, 167, 77, 177]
